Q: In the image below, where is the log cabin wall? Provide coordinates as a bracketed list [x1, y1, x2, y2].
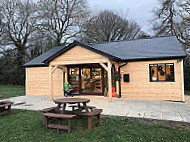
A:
[120, 59, 184, 101]
[26, 67, 63, 96]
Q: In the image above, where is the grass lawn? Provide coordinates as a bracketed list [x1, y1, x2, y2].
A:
[0, 109, 190, 142]
[0, 85, 25, 99]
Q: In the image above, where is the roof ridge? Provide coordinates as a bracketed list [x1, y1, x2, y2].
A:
[88, 35, 176, 45]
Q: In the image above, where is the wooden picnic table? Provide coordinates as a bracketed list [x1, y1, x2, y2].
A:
[42, 98, 102, 131]
[54, 98, 90, 114]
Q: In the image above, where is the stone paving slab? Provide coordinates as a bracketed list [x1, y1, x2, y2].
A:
[1, 95, 190, 123]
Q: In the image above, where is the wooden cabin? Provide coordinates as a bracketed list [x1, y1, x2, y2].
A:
[24, 36, 186, 101]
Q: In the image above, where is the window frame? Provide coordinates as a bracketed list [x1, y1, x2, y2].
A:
[149, 63, 175, 82]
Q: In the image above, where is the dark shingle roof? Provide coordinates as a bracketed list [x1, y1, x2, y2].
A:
[23, 46, 64, 67]
[90, 36, 186, 61]
[23, 36, 186, 67]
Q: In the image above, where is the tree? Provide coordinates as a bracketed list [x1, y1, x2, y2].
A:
[152, 0, 177, 36]
[0, 4, 6, 55]
[0, 0, 90, 85]
[38, 0, 89, 46]
[175, 1, 190, 48]
[0, 49, 17, 85]
[152, 0, 190, 65]
[80, 10, 141, 43]
[152, 0, 190, 47]
[0, 0, 39, 85]
[137, 31, 151, 39]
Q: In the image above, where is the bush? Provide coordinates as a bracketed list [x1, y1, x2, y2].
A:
[184, 65, 190, 91]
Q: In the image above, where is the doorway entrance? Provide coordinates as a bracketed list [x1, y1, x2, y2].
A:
[67, 64, 105, 95]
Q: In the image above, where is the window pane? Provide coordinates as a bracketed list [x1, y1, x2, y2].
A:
[166, 64, 174, 81]
[92, 68, 102, 93]
[81, 68, 91, 92]
[158, 64, 166, 81]
[68, 68, 79, 94]
[150, 65, 157, 81]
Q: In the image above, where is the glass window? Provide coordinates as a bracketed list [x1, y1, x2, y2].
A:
[68, 68, 79, 94]
[149, 63, 174, 82]
[166, 64, 174, 81]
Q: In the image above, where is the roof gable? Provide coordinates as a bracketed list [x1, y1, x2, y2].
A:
[23, 41, 119, 67]
[49, 45, 109, 65]
[44, 41, 120, 64]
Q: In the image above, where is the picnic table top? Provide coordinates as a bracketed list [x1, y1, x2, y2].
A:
[54, 98, 90, 104]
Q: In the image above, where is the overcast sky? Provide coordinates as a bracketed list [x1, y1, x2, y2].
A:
[88, 0, 159, 34]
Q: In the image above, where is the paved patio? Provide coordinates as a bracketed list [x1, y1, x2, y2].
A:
[2, 95, 190, 123]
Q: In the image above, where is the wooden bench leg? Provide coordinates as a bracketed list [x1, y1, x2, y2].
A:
[8, 105, 11, 115]
[43, 116, 48, 131]
[68, 119, 71, 133]
[42, 115, 45, 125]
[97, 114, 101, 124]
[88, 116, 93, 130]
[57, 119, 61, 132]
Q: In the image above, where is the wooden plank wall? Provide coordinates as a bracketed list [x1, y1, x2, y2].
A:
[26, 67, 63, 96]
[120, 59, 183, 101]
[50, 45, 108, 65]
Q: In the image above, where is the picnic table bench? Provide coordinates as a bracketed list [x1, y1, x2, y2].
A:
[40, 107, 57, 113]
[0, 101, 13, 116]
[43, 113, 76, 133]
[74, 108, 103, 130]
[68, 105, 96, 111]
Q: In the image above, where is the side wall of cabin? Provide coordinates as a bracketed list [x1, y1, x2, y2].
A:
[120, 59, 184, 101]
[26, 67, 63, 96]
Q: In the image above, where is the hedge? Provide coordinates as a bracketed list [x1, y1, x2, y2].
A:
[184, 65, 190, 91]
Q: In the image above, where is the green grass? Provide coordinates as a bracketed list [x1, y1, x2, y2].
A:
[0, 109, 190, 142]
[0, 85, 25, 99]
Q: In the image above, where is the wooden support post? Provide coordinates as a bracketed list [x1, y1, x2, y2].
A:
[114, 63, 120, 95]
[52, 65, 58, 74]
[62, 66, 65, 96]
[108, 60, 112, 102]
[49, 65, 53, 100]
[64, 66, 68, 83]
[99, 62, 108, 71]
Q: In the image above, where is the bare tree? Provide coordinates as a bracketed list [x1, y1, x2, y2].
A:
[0, 0, 39, 84]
[0, 0, 39, 57]
[175, 1, 190, 47]
[152, 0, 190, 47]
[152, 0, 178, 36]
[176, 1, 190, 65]
[152, 0, 190, 64]
[38, 0, 89, 46]
[80, 10, 141, 43]
[0, 6, 6, 55]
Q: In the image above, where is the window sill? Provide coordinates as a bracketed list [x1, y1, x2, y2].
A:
[150, 81, 175, 82]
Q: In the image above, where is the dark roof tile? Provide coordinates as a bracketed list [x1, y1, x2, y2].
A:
[23, 36, 186, 67]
